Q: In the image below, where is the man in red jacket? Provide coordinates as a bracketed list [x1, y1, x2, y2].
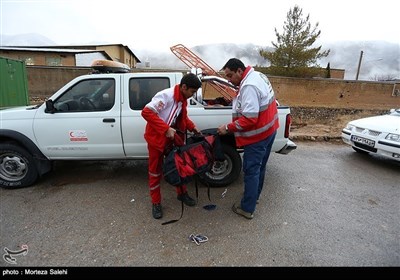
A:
[217, 58, 279, 220]
[141, 73, 202, 219]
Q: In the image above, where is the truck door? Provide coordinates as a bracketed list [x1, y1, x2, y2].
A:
[33, 77, 125, 159]
[121, 74, 178, 157]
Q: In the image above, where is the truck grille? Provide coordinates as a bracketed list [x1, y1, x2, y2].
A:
[354, 127, 381, 137]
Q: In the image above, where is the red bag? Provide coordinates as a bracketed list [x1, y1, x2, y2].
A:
[163, 135, 214, 187]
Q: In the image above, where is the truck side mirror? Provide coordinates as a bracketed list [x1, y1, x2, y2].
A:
[45, 99, 55, 113]
[194, 88, 203, 104]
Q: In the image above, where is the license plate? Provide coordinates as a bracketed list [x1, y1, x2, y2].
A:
[351, 135, 375, 147]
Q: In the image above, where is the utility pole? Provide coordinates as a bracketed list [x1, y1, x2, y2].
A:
[355, 50, 363, 80]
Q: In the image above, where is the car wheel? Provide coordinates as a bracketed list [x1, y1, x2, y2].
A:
[0, 143, 39, 189]
[352, 146, 370, 154]
[198, 143, 242, 187]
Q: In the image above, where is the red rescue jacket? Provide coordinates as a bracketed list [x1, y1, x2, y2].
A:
[141, 84, 195, 152]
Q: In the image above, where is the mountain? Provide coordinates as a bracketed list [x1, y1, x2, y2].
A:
[1, 33, 398, 80]
[0, 33, 56, 46]
[134, 42, 399, 80]
[319, 41, 399, 80]
[132, 43, 273, 71]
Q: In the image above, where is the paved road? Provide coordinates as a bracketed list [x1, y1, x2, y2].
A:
[1, 142, 399, 267]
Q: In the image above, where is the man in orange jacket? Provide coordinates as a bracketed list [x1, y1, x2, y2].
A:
[141, 73, 202, 219]
[217, 58, 279, 220]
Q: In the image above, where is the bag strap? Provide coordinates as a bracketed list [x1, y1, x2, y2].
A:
[207, 182, 211, 201]
[162, 186, 185, 225]
[196, 176, 211, 202]
[195, 176, 199, 201]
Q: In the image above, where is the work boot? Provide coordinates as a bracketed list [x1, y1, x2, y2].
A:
[152, 203, 163, 219]
[232, 202, 254, 219]
[177, 192, 196, 206]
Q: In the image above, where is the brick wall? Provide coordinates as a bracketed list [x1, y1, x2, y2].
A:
[0, 51, 76, 66]
[27, 66, 91, 102]
[270, 76, 399, 110]
[204, 76, 399, 110]
[27, 66, 400, 110]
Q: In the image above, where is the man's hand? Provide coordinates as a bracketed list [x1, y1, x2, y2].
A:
[166, 127, 176, 139]
[192, 127, 202, 135]
[217, 124, 229, 135]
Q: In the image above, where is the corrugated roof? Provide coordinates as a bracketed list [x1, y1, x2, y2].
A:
[0, 47, 112, 60]
[5, 44, 141, 63]
[0, 46, 105, 53]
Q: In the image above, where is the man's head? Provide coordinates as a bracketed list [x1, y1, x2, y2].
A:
[180, 73, 202, 99]
[222, 58, 246, 86]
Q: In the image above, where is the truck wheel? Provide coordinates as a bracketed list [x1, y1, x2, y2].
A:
[0, 143, 39, 189]
[199, 143, 242, 187]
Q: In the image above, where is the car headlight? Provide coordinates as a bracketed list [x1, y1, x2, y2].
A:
[345, 124, 355, 131]
[386, 133, 400, 142]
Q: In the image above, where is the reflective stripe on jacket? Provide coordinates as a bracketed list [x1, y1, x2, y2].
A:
[228, 67, 279, 146]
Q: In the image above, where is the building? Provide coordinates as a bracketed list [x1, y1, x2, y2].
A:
[0, 46, 111, 67]
[30, 44, 141, 68]
[0, 44, 141, 68]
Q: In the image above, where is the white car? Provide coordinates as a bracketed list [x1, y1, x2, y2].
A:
[342, 108, 400, 161]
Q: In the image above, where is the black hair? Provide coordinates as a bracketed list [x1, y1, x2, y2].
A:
[222, 58, 246, 72]
[180, 73, 202, 89]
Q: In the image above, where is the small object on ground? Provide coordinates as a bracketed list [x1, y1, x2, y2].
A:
[221, 188, 227, 198]
[203, 204, 217, 211]
[189, 234, 209, 245]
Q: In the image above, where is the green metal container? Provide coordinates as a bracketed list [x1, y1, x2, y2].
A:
[0, 57, 29, 107]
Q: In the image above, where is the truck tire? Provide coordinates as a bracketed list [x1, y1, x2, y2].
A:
[199, 143, 242, 187]
[0, 143, 39, 189]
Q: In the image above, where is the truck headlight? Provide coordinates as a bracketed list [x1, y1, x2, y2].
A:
[386, 133, 400, 142]
[345, 124, 355, 131]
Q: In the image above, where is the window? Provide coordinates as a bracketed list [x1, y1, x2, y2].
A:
[46, 57, 62, 66]
[53, 79, 115, 112]
[18, 56, 35, 65]
[129, 77, 170, 110]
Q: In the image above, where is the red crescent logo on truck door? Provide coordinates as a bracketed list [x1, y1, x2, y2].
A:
[69, 130, 88, 142]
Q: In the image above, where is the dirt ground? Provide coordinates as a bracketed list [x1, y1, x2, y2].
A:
[276, 80, 398, 141]
[289, 107, 390, 141]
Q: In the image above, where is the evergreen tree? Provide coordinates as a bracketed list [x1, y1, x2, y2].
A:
[259, 5, 330, 77]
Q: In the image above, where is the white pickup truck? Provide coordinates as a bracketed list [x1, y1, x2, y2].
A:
[0, 69, 296, 189]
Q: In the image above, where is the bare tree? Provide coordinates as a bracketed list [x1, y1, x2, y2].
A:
[369, 74, 398, 81]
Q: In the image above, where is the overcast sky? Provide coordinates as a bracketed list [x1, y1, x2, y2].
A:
[1, 0, 399, 52]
